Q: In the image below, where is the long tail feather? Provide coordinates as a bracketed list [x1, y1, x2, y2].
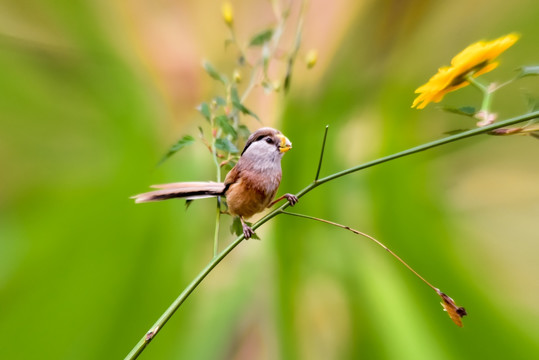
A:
[131, 182, 226, 203]
[149, 181, 221, 190]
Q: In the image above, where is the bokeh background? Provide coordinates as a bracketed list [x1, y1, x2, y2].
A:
[1, 0, 538, 359]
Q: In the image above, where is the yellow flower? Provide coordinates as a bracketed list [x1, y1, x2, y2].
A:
[412, 33, 520, 109]
[222, 2, 233, 27]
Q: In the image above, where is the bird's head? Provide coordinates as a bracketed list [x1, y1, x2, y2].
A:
[241, 127, 292, 157]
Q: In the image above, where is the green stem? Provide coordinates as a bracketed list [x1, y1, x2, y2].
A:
[240, 0, 288, 103]
[210, 117, 222, 257]
[125, 210, 279, 360]
[466, 75, 488, 93]
[482, 91, 492, 115]
[125, 110, 539, 359]
[314, 125, 329, 181]
[309, 110, 539, 188]
[124, 233, 247, 360]
[213, 199, 221, 257]
[466, 75, 492, 114]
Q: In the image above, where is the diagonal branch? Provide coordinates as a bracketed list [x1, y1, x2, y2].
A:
[310, 110, 539, 188]
[126, 110, 539, 358]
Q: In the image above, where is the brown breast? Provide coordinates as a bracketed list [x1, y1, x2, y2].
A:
[225, 169, 281, 218]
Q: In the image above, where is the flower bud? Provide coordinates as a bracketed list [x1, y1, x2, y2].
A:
[489, 127, 523, 136]
[305, 49, 318, 69]
[222, 2, 233, 27]
[438, 291, 466, 327]
[233, 69, 241, 83]
[475, 110, 497, 127]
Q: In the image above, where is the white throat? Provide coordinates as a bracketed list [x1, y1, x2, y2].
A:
[240, 141, 283, 172]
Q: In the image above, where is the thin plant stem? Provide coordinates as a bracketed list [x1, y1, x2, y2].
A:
[125, 207, 278, 360]
[125, 110, 539, 359]
[466, 75, 488, 92]
[466, 75, 492, 114]
[240, 68, 259, 104]
[282, 0, 307, 93]
[280, 211, 439, 292]
[314, 125, 329, 181]
[290, 0, 307, 59]
[211, 119, 222, 257]
[280, 211, 467, 327]
[492, 76, 518, 91]
[308, 110, 539, 188]
[213, 199, 221, 257]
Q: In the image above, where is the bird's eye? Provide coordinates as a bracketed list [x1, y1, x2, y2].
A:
[265, 137, 273, 144]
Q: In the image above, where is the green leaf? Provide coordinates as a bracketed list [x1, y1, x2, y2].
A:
[517, 65, 539, 78]
[158, 135, 195, 166]
[213, 96, 227, 106]
[238, 125, 251, 139]
[229, 218, 260, 239]
[230, 217, 243, 236]
[249, 29, 273, 46]
[230, 87, 260, 121]
[283, 57, 294, 93]
[216, 115, 238, 139]
[202, 60, 227, 84]
[523, 92, 539, 112]
[197, 102, 211, 121]
[230, 86, 241, 104]
[443, 106, 476, 117]
[262, 44, 270, 73]
[215, 138, 239, 153]
[236, 103, 260, 121]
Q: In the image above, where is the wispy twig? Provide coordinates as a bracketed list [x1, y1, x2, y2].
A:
[315, 125, 329, 181]
[280, 211, 467, 327]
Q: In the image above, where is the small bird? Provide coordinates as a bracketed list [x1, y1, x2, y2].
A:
[132, 127, 298, 239]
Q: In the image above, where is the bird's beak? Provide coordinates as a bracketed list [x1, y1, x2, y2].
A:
[277, 134, 292, 153]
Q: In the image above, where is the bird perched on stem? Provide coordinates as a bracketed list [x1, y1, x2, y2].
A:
[132, 127, 298, 239]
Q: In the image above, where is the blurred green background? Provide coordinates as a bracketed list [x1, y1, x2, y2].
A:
[1, 0, 538, 359]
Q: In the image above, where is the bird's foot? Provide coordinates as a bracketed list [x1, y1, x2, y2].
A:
[268, 193, 299, 208]
[242, 223, 254, 239]
[284, 193, 298, 206]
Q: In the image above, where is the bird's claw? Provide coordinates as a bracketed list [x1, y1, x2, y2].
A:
[284, 193, 298, 206]
[242, 224, 254, 239]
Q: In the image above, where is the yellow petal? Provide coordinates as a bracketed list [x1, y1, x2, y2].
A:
[412, 33, 519, 109]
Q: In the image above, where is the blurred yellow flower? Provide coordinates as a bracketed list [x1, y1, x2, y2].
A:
[222, 2, 234, 26]
[412, 33, 520, 109]
[305, 49, 318, 69]
[233, 69, 241, 83]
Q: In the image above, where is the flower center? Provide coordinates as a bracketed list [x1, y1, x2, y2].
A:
[448, 60, 489, 88]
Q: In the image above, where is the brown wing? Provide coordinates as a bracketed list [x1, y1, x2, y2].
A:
[223, 165, 241, 188]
